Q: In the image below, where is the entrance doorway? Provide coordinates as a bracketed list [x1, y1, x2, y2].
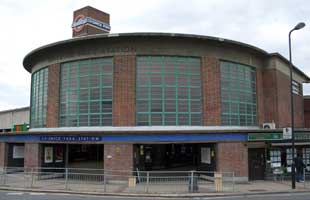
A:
[68, 144, 103, 169]
[248, 148, 265, 180]
[134, 143, 216, 172]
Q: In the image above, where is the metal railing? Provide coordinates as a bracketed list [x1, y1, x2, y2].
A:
[0, 167, 235, 194]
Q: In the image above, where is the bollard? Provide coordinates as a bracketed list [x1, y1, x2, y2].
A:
[2, 167, 6, 185]
[232, 172, 235, 192]
[103, 173, 107, 192]
[190, 171, 194, 192]
[146, 171, 150, 193]
[304, 168, 306, 189]
[188, 171, 198, 192]
[30, 168, 34, 188]
[214, 172, 223, 192]
[65, 168, 69, 190]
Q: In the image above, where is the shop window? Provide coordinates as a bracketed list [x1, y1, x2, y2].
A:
[270, 150, 281, 168]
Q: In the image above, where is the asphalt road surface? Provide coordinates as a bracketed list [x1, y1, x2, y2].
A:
[1, 190, 310, 200]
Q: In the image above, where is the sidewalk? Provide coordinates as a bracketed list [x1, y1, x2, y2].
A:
[0, 179, 309, 198]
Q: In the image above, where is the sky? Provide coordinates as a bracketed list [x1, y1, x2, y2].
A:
[0, 0, 309, 110]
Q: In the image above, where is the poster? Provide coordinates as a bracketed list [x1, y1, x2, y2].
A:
[44, 147, 53, 163]
[201, 147, 211, 164]
[55, 146, 63, 163]
[13, 145, 24, 159]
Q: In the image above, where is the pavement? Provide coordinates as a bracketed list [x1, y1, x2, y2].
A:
[0, 180, 309, 198]
[1, 191, 310, 200]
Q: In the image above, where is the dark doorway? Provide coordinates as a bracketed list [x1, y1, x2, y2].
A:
[68, 144, 103, 169]
[7, 143, 24, 168]
[248, 148, 265, 180]
[134, 143, 216, 172]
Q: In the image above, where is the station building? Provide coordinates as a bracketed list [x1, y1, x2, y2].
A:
[0, 6, 310, 181]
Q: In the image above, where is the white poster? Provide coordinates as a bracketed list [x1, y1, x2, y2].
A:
[13, 145, 24, 159]
[201, 147, 211, 164]
[44, 147, 53, 163]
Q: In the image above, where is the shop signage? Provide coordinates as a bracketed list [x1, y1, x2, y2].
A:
[295, 132, 310, 140]
[283, 127, 292, 139]
[248, 133, 283, 141]
[40, 136, 101, 142]
[72, 14, 111, 32]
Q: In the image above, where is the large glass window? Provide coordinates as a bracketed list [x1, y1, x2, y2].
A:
[60, 58, 113, 127]
[220, 61, 257, 126]
[137, 56, 202, 126]
[30, 68, 48, 128]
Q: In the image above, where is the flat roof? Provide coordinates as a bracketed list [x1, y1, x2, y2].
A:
[23, 32, 310, 81]
[0, 106, 29, 115]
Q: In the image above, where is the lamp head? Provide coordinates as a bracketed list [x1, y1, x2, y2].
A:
[294, 22, 306, 30]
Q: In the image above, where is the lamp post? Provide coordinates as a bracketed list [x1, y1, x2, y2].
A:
[289, 22, 305, 189]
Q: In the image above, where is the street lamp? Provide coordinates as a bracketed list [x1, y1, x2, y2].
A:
[289, 22, 305, 189]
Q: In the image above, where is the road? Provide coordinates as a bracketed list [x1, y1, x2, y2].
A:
[0, 190, 310, 200]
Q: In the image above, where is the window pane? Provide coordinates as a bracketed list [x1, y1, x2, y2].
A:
[60, 58, 113, 127]
[137, 56, 202, 125]
[220, 61, 257, 126]
[30, 68, 48, 128]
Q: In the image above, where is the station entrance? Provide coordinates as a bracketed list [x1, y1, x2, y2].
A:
[134, 143, 216, 172]
[68, 144, 103, 169]
[41, 144, 103, 171]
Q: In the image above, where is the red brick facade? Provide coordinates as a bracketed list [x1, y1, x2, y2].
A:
[256, 69, 265, 126]
[294, 95, 304, 128]
[262, 68, 304, 128]
[217, 142, 248, 178]
[104, 144, 133, 172]
[276, 70, 291, 128]
[0, 143, 7, 168]
[202, 56, 221, 126]
[47, 64, 60, 128]
[262, 69, 279, 125]
[304, 98, 310, 128]
[113, 55, 136, 126]
[73, 6, 110, 37]
[24, 143, 41, 171]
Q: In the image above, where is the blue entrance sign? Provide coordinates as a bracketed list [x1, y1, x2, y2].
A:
[0, 134, 247, 143]
[40, 136, 101, 142]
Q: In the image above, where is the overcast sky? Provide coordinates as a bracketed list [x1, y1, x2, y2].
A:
[0, 0, 309, 110]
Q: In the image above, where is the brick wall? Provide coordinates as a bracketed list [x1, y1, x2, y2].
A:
[256, 69, 265, 126]
[276, 70, 291, 128]
[294, 94, 304, 128]
[304, 98, 310, 128]
[217, 142, 248, 178]
[24, 143, 41, 171]
[202, 56, 221, 126]
[46, 64, 60, 128]
[262, 69, 279, 125]
[0, 143, 7, 169]
[262, 68, 305, 128]
[73, 6, 110, 37]
[104, 144, 133, 173]
[113, 55, 136, 126]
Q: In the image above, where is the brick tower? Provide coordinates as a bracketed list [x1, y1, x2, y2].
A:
[72, 6, 110, 37]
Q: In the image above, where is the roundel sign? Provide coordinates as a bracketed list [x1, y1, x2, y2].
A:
[72, 14, 87, 32]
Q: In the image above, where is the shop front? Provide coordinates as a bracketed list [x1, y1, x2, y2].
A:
[248, 131, 310, 180]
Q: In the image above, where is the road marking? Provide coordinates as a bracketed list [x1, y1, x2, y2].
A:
[6, 192, 24, 195]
